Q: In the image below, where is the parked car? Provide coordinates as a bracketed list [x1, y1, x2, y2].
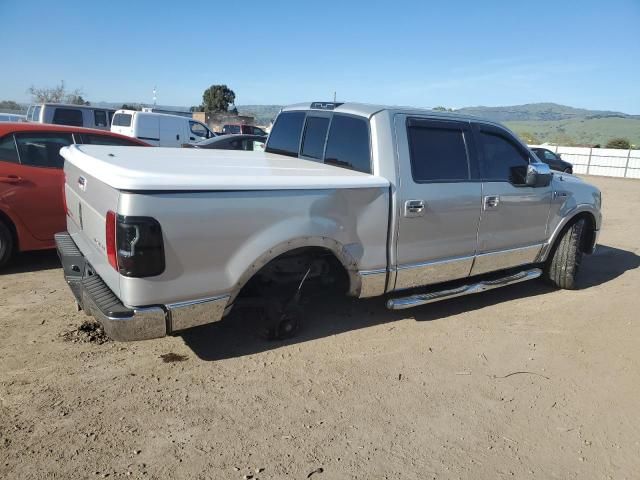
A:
[188, 134, 267, 151]
[27, 103, 117, 131]
[56, 102, 601, 341]
[0, 123, 148, 267]
[111, 110, 215, 147]
[222, 124, 268, 136]
[530, 147, 573, 173]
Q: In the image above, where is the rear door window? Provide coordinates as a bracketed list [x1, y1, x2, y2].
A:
[79, 134, 143, 146]
[14, 133, 74, 168]
[301, 116, 330, 159]
[407, 120, 470, 182]
[0, 135, 19, 164]
[266, 111, 306, 157]
[94, 110, 107, 127]
[52, 108, 83, 127]
[324, 114, 371, 173]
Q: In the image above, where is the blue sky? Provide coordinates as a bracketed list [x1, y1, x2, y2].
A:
[1, 0, 639, 113]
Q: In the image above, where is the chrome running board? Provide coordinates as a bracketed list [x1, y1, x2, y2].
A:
[386, 268, 542, 310]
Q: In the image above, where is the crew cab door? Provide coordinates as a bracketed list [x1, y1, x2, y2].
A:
[394, 116, 482, 290]
[470, 123, 552, 275]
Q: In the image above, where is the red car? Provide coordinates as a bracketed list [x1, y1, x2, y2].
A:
[0, 123, 148, 267]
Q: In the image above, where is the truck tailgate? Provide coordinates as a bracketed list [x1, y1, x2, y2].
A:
[64, 160, 122, 299]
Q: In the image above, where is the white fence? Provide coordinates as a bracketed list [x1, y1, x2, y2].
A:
[530, 145, 640, 179]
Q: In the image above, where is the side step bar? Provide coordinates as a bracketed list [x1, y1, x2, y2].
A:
[386, 268, 542, 310]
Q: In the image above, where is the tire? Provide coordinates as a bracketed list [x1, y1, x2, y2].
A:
[543, 219, 585, 289]
[0, 220, 14, 268]
[564, 167, 572, 174]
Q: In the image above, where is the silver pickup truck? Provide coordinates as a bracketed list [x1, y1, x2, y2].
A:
[56, 102, 601, 341]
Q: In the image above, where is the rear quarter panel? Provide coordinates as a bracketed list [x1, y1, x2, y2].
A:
[117, 187, 389, 307]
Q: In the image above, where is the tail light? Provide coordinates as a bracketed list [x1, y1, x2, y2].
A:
[105, 211, 165, 277]
[106, 211, 118, 270]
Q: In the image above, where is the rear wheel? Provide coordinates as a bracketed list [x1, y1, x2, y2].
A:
[0, 221, 14, 268]
[543, 219, 585, 289]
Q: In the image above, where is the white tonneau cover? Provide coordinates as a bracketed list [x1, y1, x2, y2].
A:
[61, 145, 389, 191]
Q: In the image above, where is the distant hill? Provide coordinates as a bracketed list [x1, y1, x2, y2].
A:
[455, 102, 638, 122]
[505, 117, 640, 147]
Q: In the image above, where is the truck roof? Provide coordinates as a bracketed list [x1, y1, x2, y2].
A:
[281, 102, 496, 124]
[60, 145, 389, 191]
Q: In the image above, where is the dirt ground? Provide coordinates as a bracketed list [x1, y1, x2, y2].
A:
[1, 176, 639, 479]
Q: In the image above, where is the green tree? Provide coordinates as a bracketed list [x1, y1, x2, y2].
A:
[432, 106, 454, 112]
[68, 95, 90, 106]
[605, 137, 631, 149]
[189, 105, 204, 112]
[0, 100, 22, 110]
[201, 85, 235, 113]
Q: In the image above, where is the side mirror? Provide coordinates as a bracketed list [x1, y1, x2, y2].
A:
[526, 162, 552, 187]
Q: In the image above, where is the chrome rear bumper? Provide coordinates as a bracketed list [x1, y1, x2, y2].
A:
[55, 232, 228, 341]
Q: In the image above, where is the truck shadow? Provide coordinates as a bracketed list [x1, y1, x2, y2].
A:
[180, 244, 639, 361]
[1, 250, 60, 275]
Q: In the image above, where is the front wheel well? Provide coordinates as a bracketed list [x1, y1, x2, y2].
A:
[551, 212, 596, 256]
[574, 212, 596, 253]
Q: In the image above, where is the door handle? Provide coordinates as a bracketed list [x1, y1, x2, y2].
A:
[484, 195, 500, 209]
[404, 199, 425, 217]
[190, 136, 196, 141]
[0, 175, 23, 184]
[176, 134, 180, 140]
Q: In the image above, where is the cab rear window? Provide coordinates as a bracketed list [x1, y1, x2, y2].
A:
[112, 113, 132, 127]
[265, 111, 305, 157]
[324, 115, 371, 173]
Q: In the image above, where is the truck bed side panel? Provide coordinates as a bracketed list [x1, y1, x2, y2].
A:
[117, 187, 389, 306]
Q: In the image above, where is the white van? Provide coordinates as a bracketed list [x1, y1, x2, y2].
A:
[110, 110, 215, 147]
[27, 103, 116, 130]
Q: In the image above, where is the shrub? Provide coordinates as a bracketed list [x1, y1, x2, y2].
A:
[605, 138, 631, 149]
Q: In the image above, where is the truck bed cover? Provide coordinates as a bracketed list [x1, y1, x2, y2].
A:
[61, 145, 389, 191]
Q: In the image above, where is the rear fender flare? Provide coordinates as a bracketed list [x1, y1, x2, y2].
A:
[227, 236, 362, 304]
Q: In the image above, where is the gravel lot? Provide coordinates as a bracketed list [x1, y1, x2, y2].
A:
[1, 175, 639, 479]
